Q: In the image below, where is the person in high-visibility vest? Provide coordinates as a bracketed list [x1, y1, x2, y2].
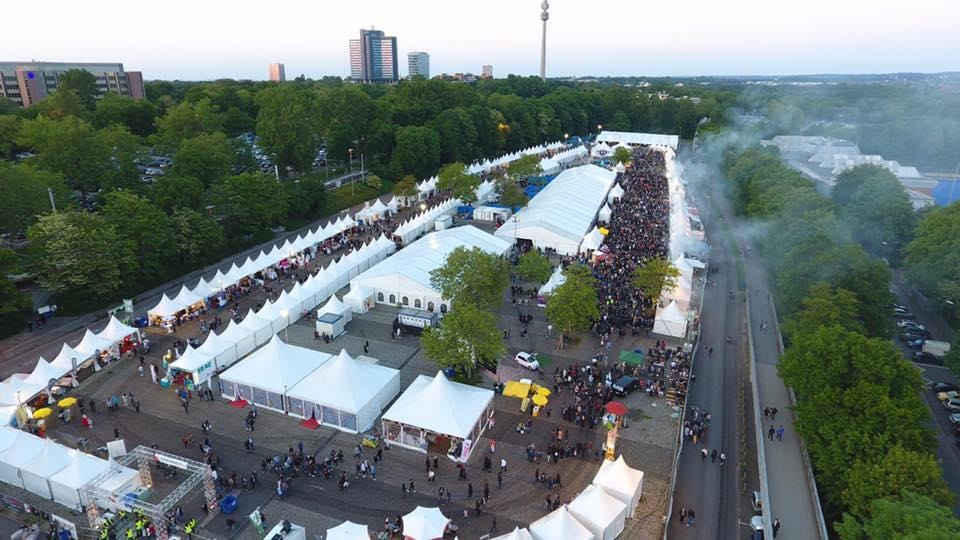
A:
[100, 527, 109, 540]
[125, 528, 134, 539]
[184, 518, 197, 539]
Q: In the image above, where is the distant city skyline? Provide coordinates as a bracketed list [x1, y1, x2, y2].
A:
[4, 0, 957, 81]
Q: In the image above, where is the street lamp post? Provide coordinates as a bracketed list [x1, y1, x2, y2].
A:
[281, 309, 290, 342]
[348, 149, 355, 202]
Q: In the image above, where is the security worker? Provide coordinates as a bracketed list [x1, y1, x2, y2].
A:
[184, 518, 197, 539]
[125, 528, 134, 539]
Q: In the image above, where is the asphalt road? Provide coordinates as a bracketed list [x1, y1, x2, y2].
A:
[668, 187, 751, 539]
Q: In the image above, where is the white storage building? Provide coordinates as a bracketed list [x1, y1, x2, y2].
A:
[495, 165, 615, 255]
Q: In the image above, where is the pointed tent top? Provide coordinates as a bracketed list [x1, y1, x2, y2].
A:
[490, 527, 535, 540]
[325, 520, 369, 540]
[190, 277, 218, 299]
[170, 345, 212, 373]
[172, 285, 203, 308]
[148, 293, 186, 318]
[74, 329, 115, 358]
[24, 356, 67, 385]
[320, 295, 349, 315]
[97, 315, 138, 342]
[52, 343, 87, 370]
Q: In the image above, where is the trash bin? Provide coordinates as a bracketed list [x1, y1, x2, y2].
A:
[220, 495, 238, 514]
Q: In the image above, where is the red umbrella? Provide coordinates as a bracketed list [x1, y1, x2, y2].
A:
[605, 401, 628, 417]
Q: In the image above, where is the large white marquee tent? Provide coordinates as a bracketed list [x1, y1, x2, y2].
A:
[219, 336, 331, 413]
[495, 165, 615, 255]
[567, 485, 628, 540]
[49, 449, 111, 509]
[381, 371, 494, 460]
[346, 225, 512, 314]
[285, 349, 400, 433]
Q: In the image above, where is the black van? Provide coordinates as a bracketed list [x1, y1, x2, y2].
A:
[612, 376, 638, 396]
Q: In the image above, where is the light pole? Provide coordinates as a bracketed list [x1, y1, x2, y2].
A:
[281, 309, 290, 342]
[348, 148, 355, 202]
[513, 215, 519, 244]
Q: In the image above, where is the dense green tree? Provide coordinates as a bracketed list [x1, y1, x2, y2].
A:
[545, 265, 599, 349]
[421, 301, 505, 379]
[171, 207, 225, 262]
[100, 191, 175, 284]
[0, 115, 22, 160]
[832, 165, 915, 259]
[945, 342, 960, 379]
[365, 174, 382, 192]
[220, 172, 289, 233]
[391, 126, 440, 179]
[27, 89, 88, 120]
[0, 162, 71, 233]
[94, 93, 157, 137]
[631, 258, 680, 302]
[172, 132, 234, 187]
[152, 98, 223, 152]
[506, 154, 542, 181]
[843, 446, 953, 518]
[836, 492, 960, 540]
[27, 211, 132, 302]
[283, 174, 326, 220]
[150, 174, 205, 212]
[494, 175, 528, 208]
[255, 85, 319, 174]
[612, 146, 632, 164]
[17, 115, 108, 197]
[781, 282, 865, 339]
[97, 124, 142, 193]
[904, 202, 960, 302]
[515, 251, 553, 284]
[0, 248, 32, 336]
[436, 162, 480, 204]
[609, 110, 631, 131]
[431, 107, 478, 164]
[429, 246, 510, 308]
[57, 69, 99, 109]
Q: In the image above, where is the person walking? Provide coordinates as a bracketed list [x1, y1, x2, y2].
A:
[710, 449, 717, 463]
[686, 509, 695, 527]
[701, 448, 708, 461]
[767, 425, 775, 440]
[770, 407, 778, 420]
[468, 482, 473, 499]
[497, 471, 502, 488]
[773, 518, 780, 537]
[679, 507, 687, 524]
[776, 425, 785, 441]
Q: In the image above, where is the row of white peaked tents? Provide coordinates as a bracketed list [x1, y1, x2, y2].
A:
[0, 426, 139, 511]
[148, 213, 362, 320]
[1, 316, 141, 425]
[169, 234, 397, 386]
[540, 145, 589, 175]
[391, 198, 461, 245]
[465, 140, 565, 175]
[652, 256, 703, 339]
[354, 196, 401, 221]
[496, 454, 645, 540]
[239, 456, 642, 539]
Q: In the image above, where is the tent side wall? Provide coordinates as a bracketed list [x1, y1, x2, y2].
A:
[20, 469, 55, 500]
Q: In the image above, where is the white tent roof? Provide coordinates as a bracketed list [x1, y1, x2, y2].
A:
[538, 265, 567, 296]
[351, 225, 511, 301]
[325, 520, 369, 540]
[0, 429, 45, 470]
[491, 527, 535, 540]
[217, 319, 251, 346]
[591, 142, 613, 157]
[190, 277, 218, 299]
[23, 357, 67, 386]
[220, 335, 330, 394]
[596, 131, 680, 150]
[169, 346, 213, 374]
[593, 455, 645, 513]
[147, 294, 186, 318]
[74, 329, 115, 358]
[197, 327, 238, 357]
[22, 437, 72, 479]
[495, 165, 615, 256]
[401, 506, 450, 540]
[0, 379, 44, 405]
[598, 203, 612, 222]
[238, 308, 273, 333]
[653, 300, 688, 338]
[287, 349, 399, 413]
[319, 295, 351, 317]
[52, 343, 87, 371]
[529, 506, 594, 540]
[607, 183, 625, 201]
[171, 285, 204, 308]
[96, 316, 139, 342]
[580, 226, 604, 252]
[383, 371, 494, 439]
[48, 449, 110, 505]
[567, 485, 627, 540]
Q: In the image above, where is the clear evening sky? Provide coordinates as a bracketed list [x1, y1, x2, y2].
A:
[5, 0, 957, 80]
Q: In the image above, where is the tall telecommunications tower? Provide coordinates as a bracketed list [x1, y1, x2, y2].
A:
[540, 1, 549, 80]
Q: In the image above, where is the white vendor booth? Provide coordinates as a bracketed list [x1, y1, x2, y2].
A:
[381, 371, 494, 461]
[567, 485, 627, 540]
[316, 295, 352, 338]
[652, 300, 688, 338]
[218, 336, 331, 412]
[285, 350, 400, 433]
[529, 506, 594, 540]
[169, 346, 217, 386]
[48, 449, 110, 510]
[592, 455, 645, 514]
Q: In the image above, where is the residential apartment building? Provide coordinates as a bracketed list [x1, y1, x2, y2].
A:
[348, 29, 399, 83]
[0, 61, 145, 107]
[482, 64, 493, 79]
[268, 63, 286, 82]
[407, 52, 430, 79]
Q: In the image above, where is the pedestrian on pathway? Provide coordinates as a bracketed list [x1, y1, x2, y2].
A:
[776, 425, 785, 441]
[500, 457, 507, 473]
[701, 448, 708, 461]
[483, 480, 490, 500]
[773, 518, 780, 537]
[433, 456, 439, 469]
[490, 517, 498, 534]
[770, 407, 778, 420]
[679, 507, 687, 523]
[711, 449, 717, 463]
[113, 427, 120, 439]
[428, 469, 436, 482]
[402, 483, 407, 498]
[468, 482, 473, 498]
[719, 452, 726, 466]
[686, 509, 696, 527]
[763, 407, 770, 419]
[768, 425, 775, 440]
[497, 471, 502, 488]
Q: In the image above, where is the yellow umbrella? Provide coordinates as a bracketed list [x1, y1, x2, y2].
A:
[535, 386, 551, 397]
[58, 397, 78, 408]
[33, 407, 53, 419]
[532, 394, 548, 406]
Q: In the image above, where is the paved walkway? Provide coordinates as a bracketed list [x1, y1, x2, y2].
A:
[744, 254, 827, 540]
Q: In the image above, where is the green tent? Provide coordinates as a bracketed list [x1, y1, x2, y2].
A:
[619, 349, 644, 366]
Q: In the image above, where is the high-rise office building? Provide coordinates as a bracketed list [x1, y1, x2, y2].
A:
[269, 63, 286, 82]
[348, 29, 399, 83]
[407, 52, 430, 79]
[482, 65, 494, 79]
[0, 61, 145, 108]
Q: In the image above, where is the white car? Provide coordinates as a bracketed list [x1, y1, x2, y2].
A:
[949, 413, 960, 425]
[515, 352, 541, 370]
[944, 398, 960, 411]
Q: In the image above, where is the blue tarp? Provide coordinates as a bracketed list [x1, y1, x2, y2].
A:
[523, 185, 541, 198]
[457, 205, 475, 215]
[932, 180, 960, 206]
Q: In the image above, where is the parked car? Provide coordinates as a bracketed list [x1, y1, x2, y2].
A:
[514, 352, 541, 370]
[612, 376, 639, 397]
[751, 491, 763, 513]
[906, 339, 925, 350]
[949, 413, 960, 425]
[913, 351, 943, 365]
[900, 329, 931, 341]
[894, 306, 913, 317]
[932, 382, 958, 394]
[937, 390, 960, 402]
[897, 320, 926, 330]
[944, 398, 960, 411]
